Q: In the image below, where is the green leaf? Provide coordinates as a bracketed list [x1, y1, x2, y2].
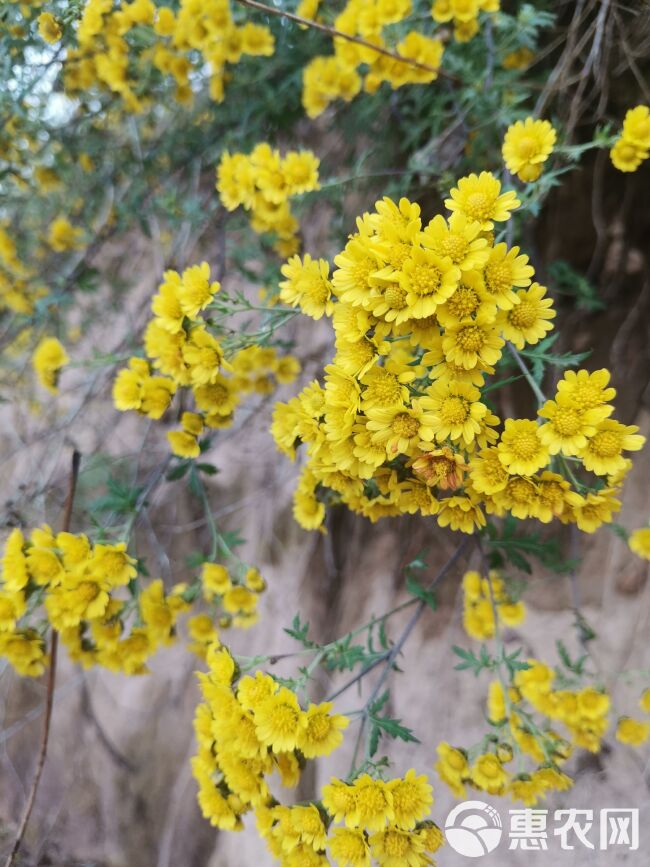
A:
[367, 711, 420, 756]
[196, 462, 219, 476]
[167, 462, 189, 481]
[405, 573, 437, 610]
[518, 334, 591, 386]
[452, 644, 493, 676]
[485, 517, 577, 574]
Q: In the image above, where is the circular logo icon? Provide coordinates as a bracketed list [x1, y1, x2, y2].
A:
[445, 800, 503, 858]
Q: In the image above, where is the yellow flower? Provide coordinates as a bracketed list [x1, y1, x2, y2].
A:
[368, 826, 425, 867]
[502, 118, 556, 182]
[281, 150, 320, 195]
[615, 717, 650, 746]
[622, 105, 650, 148]
[470, 753, 509, 794]
[182, 326, 227, 385]
[48, 216, 84, 252]
[38, 12, 62, 43]
[483, 243, 534, 309]
[538, 399, 609, 456]
[167, 430, 200, 458]
[610, 138, 648, 172]
[297, 702, 349, 758]
[387, 770, 433, 830]
[442, 315, 504, 370]
[498, 418, 549, 476]
[498, 282, 555, 348]
[579, 419, 644, 476]
[178, 262, 220, 319]
[487, 680, 507, 722]
[222, 585, 258, 616]
[630, 528, 650, 561]
[436, 271, 497, 327]
[555, 368, 615, 412]
[254, 686, 306, 752]
[32, 337, 69, 393]
[639, 688, 650, 713]
[328, 827, 371, 867]
[469, 447, 509, 495]
[435, 742, 469, 798]
[419, 380, 487, 445]
[322, 778, 358, 826]
[350, 775, 395, 831]
[397, 246, 460, 319]
[280, 254, 333, 319]
[508, 775, 544, 805]
[366, 403, 430, 456]
[573, 489, 621, 533]
[421, 212, 489, 272]
[445, 171, 520, 230]
[437, 492, 485, 533]
[216, 151, 256, 210]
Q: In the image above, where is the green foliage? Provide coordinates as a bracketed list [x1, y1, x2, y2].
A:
[367, 691, 420, 758]
[548, 260, 605, 312]
[517, 334, 592, 387]
[453, 644, 530, 678]
[404, 552, 437, 610]
[485, 516, 578, 574]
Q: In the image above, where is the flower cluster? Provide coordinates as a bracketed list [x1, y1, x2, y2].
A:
[32, 336, 69, 394]
[437, 650, 650, 807]
[462, 569, 526, 639]
[37, 11, 63, 44]
[502, 117, 557, 183]
[216, 145, 320, 257]
[191, 640, 446, 866]
[113, 261, 299, 458]
[188, 563, 266, 656]
[272, 175, 644, 538]
[610, 105, 650, 172]
[0, 527, 192, 676]
[432, 0, 500, 44]
[436, 730, 573, 807]
[302, 1, 444, 119]
[0, 226, 47, 316]
[192, 643, 348, 828]
[48, 216, 85, 252]
[63, 0, 274, 111]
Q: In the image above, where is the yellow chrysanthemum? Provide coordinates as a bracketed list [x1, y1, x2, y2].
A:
[538, 400, 610, 456]
[629, 528, 650, 561]
[280, 253, 334, 319]
[615, 717, 650, 746]
[502, 118, 556, 182]
[482, 243, 534, 310]
[498, 282, 555, 348]
[32, 337, 69, 394]
[498, 418, 550, 476]
[38, 12, 62, 43]
[445, 171, 520, 230]
[579, 419, 644, 476]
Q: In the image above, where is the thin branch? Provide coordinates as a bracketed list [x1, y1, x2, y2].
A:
[5, 449, 81, 867]
[232, 0, 459, 82]
[507, 342, 546, 406]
